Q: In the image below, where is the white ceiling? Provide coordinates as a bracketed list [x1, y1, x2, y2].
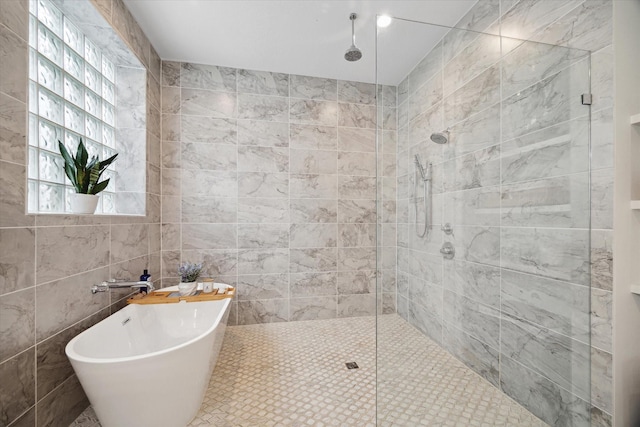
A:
[122, 0, 477, 85]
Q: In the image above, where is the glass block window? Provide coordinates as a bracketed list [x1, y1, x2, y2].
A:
[28, 0, 117, 214]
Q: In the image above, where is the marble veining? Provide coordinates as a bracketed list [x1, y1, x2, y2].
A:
[290, 198, 337, 223]
[501, 315, 590, 400]
[500, 354, 590, 427]
[442, 322, 499, 387]
[180, 63, 236, 92]
[237, 120, 288, 147]
[238, 69, 289, 96]
[181, 116, 237, 144]
[501, 269, 590, 343]
[289, 223, 337, 248]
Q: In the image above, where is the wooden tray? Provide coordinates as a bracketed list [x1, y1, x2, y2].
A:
[127, 287, 235, 305]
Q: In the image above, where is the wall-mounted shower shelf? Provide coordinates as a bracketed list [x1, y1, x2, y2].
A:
[631, 286, 640, 295]
[631, 113, 640, 125]
[631, 200, 640, 210]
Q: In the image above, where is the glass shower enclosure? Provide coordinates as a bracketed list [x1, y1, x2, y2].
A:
[376, 17, 592, 427]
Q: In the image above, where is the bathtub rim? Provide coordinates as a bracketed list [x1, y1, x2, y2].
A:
[65, 296, 231, 365]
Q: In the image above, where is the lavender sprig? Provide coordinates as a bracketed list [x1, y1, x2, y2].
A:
[178, 261, 202, 283]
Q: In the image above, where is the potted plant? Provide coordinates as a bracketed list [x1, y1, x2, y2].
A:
[177, 261, 203, 296]
[58, 139, 118, 214]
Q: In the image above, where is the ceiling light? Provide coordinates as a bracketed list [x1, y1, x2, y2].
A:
[377, 15, 392, 28]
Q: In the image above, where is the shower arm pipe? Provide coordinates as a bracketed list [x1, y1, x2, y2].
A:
[351, 13, 357, 46]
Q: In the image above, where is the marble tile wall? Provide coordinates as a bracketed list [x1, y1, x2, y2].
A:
[395, 1, 613, 426]
[0, 0, 162, 426]
[160, 62, 396, 326]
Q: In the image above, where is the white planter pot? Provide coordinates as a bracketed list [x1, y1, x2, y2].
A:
[178, 282, 198, 296]
[70, 193, 99, 214]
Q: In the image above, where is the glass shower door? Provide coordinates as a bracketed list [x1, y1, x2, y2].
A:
[376, 17, 591, 427]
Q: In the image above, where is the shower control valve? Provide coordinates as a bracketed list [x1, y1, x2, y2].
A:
[440, 242, 455, 260]
[441, 223, 454, 235]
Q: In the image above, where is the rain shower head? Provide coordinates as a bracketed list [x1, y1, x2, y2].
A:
[344, 13, 362, 62]
[430, 130, 450, 144]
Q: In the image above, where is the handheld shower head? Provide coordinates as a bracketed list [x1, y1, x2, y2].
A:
[430, 130, 450, 144]
[414, 154, 431, 181]
[344, 13, 362, 62]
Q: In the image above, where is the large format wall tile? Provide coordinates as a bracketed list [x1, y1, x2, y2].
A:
[443, 66, 500, 125]
[291, 124, 337, 150]
[290, 296, 337, 321]
[501, 227, 589, 285]
[238, 172, 288, 198]
[501, 269, 589, 343]
[237, 273, 289, 301]
[290, 149, 337, 175]
[238, 224, 289, 249]
[0, 288, 35, 363]
[443, 33, 501, 96]
[35, 267, 110, 341]
[0, 23, 27, 102]
[238, 69, 289, 96]
[238, 93, 288, 122]
[533, 0, 612, 52]
[501, 116, 589, 184]
[442, 322, 499, 387]
[501, 0, 585, 42]
[238, 198, 289, 223]
[501, 173, 590, 228]
[181, 116, 237, 144]
[290, 99, 337, 126]
[290, 272, 337, 297]
[181, 88, 237, 117]
[0, 161, 32, 227]
[35, 375, 88, 427]
[501, 61, 589, 141]
[290, 75, 337, 100]
[0, 92, 26, 164]
[501, 315, 590, 400]
[442, 260, 499, 309]
[36, 310, 107, 400]
[0, 348, 35, 426]
[443, 290, 499, 349]
[237, 299, 288, 325]
[36, 226, 110, 284]
[500, 354, 590, 427]
[180, 63, 236, 92]
[0, 228, 35, 295]
[238, 120, 288, 147]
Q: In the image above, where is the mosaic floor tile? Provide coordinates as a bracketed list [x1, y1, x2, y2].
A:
[71, 315, 546, 426]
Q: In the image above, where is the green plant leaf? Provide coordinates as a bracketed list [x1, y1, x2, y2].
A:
[99, 153, 118, 170]
[64, 163, 80, 191]
[86, 156, 99, 171]
[90, 178, 109, 195]
[58, 141, 74, 166]
[76, 139, 88, 168]
[87, 162, 100, 192]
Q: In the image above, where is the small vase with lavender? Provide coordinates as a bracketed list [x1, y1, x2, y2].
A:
[177, 262, 202, 296]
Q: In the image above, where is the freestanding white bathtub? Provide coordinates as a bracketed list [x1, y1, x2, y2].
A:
[65, 290, 230, 427]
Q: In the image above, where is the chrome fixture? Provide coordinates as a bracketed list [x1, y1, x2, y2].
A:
[440, 242, 455, 259]
[91, 279, 155, 294]
[430, 129, 450, 144]
[414, 154, 432, 238]
[344, 13, 362, 62]
[441, 223, 454, 235]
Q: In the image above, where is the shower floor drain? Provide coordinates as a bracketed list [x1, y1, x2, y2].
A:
[345, 362, 359, 369]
